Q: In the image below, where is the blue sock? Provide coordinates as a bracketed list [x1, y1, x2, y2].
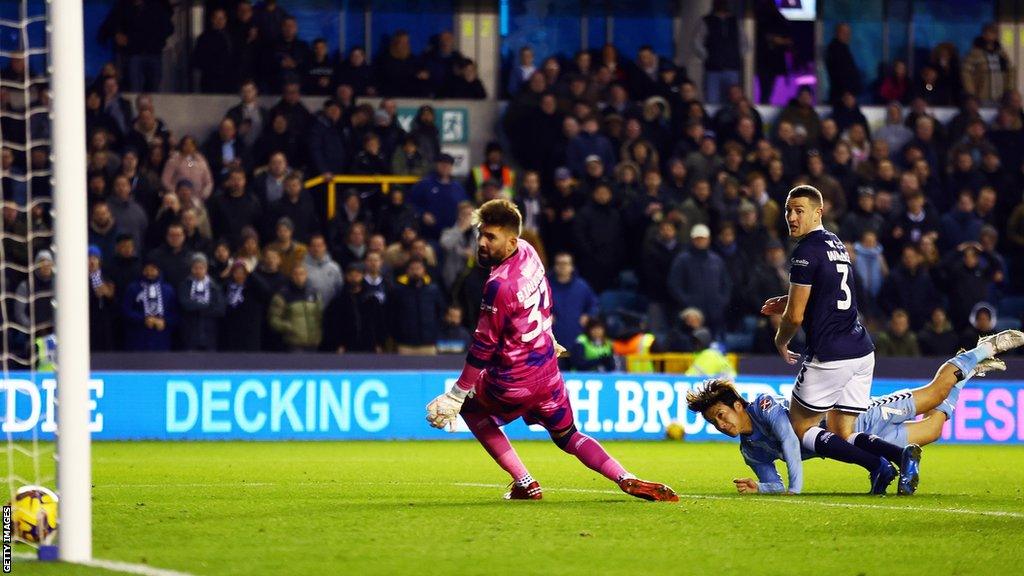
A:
[937, 385, 960, 420]
[947, 345, 990, 378]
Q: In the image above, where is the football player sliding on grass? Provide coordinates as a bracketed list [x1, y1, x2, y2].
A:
[687, 329, 1023, 495]
[425, 199, 678, 502]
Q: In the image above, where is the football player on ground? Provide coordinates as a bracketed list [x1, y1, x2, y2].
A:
[686, 332, 1023, 494]
[765, 184, 920, 494]
[426, 199, 678, 502]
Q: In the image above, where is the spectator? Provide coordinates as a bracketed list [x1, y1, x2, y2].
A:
[567, 115, 617, 177]
[267, 217, 307, 277]
[268, 263, 323, 352]
[106, 233, 142, 302]
[569, 317, 617, 372]
[362, 250, 391, 307]
[121, 258, 178, 351]
[825, 22, 862, 104]
[303, 233, 344, 306]
[124, 109, 170, 163]
[229, 2, 260, 87]
[939, 190, 984, 250]
[374, 187, 418, 244]
[88, 201, 119, 260]
[350, 132, 389, 176]
[271, 17, 311, 91]
[11, 250, 54, 351]
[161, 136, 214, 200]
[938, 243, 996, 331]
[177, 253, 225, 351]
[879, 244, 943, 330]
[88, 246, 118, 351]
[220, 260, 266, 351]
[442, 59, 487, 99]
[226, 80, 269, 149]
[269, 81, 313, 139]
[874, 309, 920, 357]
[439, 201, 477, 289]
[305, 39, 336, 95]
[336, 47, 377, 96]
[879, 60, 910, 104]
[853, 230, 887, 310]
[98, 0, 173, 91]
[252, 247, 288, 350]
[753, 0, 792, 104]
[507, 46, 536, 97]
[436, 305, 471, 355]
[831, 91, 868, 135]
[193, 8, 235, 93]
[391, 135, 430, 177]
[204, 118, 252, 181]
[917, 307, 959, 357]
[572, 183, 626, 293]
[693, 0, 747, 104]
[777, 86, 821, 145]
[376, 30, 429, 97]
[548, 252, 600, 350]
[840, 187, 885, 242]
[667, 223, 731, 337]
[962, 23, 1016, 105]
[391, 258, 444, 355]
[322, 262, 386, 353]
[147, 222, 192, 288]
[641, 220, 683, 331]
[255, 112, 304, 168]
[265, 172, 318, 244]
[915, 65, 954, 106]
[253, 0, 291, 47]
[253, 151, 291, 207]
[210, 168, 263, 247]
[409, 105, 441, 164]
[959, 302, 998, 350]
[746, 238, 789, 317]
[107, 174, 149, 250]
[308, 99, 348, 180]
[407, 153, 468, 239]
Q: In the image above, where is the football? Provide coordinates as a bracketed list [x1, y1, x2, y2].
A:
[7, 485, 58, 543]
[664, 421, 685, 441]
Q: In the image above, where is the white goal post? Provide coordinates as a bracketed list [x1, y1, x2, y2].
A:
[51, 0, 91, 563]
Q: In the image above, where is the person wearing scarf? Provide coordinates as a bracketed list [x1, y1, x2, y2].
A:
[122, 258, 178, 351]
[178, 253, 225, 351]
[220, 260, 267, 351]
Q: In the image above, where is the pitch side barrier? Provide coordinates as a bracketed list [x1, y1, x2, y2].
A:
[2, 369, 1023, 443]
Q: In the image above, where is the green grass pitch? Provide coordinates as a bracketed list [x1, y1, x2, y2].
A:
[12, 441, 1024, 575]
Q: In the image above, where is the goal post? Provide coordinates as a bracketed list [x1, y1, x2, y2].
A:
[51, 0, 91, 563]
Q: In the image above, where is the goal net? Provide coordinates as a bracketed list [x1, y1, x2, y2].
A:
[0, 0, 90, 562]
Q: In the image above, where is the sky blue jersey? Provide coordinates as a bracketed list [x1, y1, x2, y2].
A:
[738, 394, 815, 494]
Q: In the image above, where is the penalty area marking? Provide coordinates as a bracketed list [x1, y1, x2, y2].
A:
[14, 551, 199, 576]
[451, 482, 1024, 519]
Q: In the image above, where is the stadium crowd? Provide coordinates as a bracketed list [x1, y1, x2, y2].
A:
[2, 2, 1024, 365]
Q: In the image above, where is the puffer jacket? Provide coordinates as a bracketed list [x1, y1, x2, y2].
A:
[268, 281, 323, 350]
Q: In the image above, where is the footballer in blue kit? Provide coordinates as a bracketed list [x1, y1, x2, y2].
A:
[686, 333, 1022, 494]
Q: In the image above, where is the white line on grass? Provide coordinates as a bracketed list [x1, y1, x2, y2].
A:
[14, 551, 199, 576]
[97, 479, 1024, 520]
[452, 482, 1024, 519]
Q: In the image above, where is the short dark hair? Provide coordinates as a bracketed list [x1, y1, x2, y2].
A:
[686, 379, 748, 415]
[473, 199, 522, 236]
[786, 185, 823, 207]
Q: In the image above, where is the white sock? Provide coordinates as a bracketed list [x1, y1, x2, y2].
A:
[515, 473, 535, 487]
[617, 472, 636, 482]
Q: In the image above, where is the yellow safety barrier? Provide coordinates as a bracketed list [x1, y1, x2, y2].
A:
[304, 174, 421, 219]
[624, 353, 740, 374]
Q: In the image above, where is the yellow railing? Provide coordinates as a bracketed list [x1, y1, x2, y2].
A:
[624, 353, 740, 374]
[304, 175, 421, 219]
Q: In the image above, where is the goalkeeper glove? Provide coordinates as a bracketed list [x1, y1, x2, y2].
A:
[425, 384, 470, 432]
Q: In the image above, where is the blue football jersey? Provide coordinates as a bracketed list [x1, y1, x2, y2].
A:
[738, 394, 813, 494]
[788, 228, 874, 362]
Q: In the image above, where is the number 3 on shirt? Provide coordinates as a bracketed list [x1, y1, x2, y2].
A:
[836, 263, 852, 310]
[522, 282, 551, 343]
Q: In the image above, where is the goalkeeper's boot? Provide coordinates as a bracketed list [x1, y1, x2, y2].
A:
[897, 444, 922, 496]
[619, 478, 679, 502]
[869, 458, 898, 495]
[978, 329, 1024, 355]
[504, 481, 542, 500]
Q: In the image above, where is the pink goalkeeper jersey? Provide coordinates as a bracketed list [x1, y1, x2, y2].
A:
[463, 239, 559, 391]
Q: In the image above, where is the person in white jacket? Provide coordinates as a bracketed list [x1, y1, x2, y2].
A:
[302, 234, 344, 306]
